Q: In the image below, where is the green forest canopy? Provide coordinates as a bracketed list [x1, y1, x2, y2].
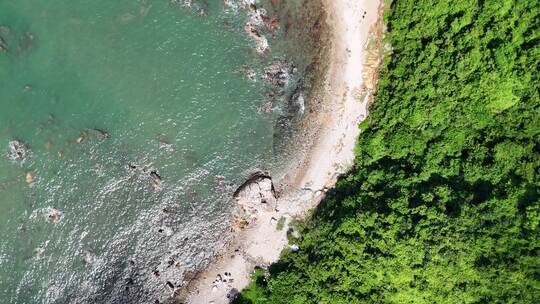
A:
[235, 0, 539, 303]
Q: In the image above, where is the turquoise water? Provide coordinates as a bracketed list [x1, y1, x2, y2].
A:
[0, 1, 295, 303]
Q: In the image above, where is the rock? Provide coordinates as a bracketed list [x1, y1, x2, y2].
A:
[150, 170, 162, 188]
[0, 37, 7, 52]
[46, 208, 60, 223]
[233, 171, 277, 214]
[83, 249, 94, 264]
[289, 86, 305, 115]
[261, 14, 280, 32]
[213, 175, 225, 185]
[262, 60, 293, 87]
[244, 4, 270, 53]
[0, 25, 10, 52]
[75, 133, 86, 144]
[7, 140, 29, 162]
[289, 228, 301, 239]
[245, 23, 268, 53]
[25, 171, 34, 184]
[17, 31, 35, 54]
[92, 128, 109, 138]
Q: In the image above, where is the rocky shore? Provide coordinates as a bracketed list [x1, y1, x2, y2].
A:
[181, 0, 383, 303]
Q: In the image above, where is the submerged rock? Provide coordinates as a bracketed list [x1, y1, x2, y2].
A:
[7, 140, 29, 162]
[25, 171, 34, 184]
[0, 36, 7, 52]
[262, 60, 294, 87]
[150, 170, 162, 189]
[244, 3, 271, 53]
[233, 171, 277, 215]
[17, 31, 36, 54]
[288, 85, 306, 115]
[91, 128, 109, 139]
[0, 25, 10, 52]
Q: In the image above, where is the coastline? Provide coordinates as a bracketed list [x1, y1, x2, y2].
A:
[183, 0, 382, 303]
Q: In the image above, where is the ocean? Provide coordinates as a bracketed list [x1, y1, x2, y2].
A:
[0, 0, 306, 302]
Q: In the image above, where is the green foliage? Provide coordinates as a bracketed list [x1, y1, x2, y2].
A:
[236, 0, 540, 303]
[276, 217, 286, 231]
[233, 268, 268, 304]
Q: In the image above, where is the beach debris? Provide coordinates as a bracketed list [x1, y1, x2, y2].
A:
[290, 244, 299, 252]
[224, 272, 234, 283]
[233, 171, 277, 215]
[57, 150, 64, 158]
[25, 171, 34, 184]
[211, 272, 234, 290]
[7, 140, 30, 162]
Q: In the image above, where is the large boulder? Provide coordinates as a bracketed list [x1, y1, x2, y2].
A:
[233, 172, 277, 215]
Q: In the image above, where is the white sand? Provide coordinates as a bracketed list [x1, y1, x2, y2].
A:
[185, 0, 381, 302]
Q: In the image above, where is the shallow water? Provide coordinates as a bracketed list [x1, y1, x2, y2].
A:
[0, 1, 297, 303]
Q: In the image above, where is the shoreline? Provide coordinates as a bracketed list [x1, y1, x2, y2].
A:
[183, 0, 382, 303]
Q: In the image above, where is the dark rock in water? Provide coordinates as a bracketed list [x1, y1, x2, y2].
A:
[0, 37, 7, 52]
[0, 25, 10, 52]
[17, 31, 36, 54]
[288, 85, 305, 115]
[150, 170, 162, 188]
[233, 171, 277, 214]
[92, 128, 109, 139]
[263, 60, 294, 87]
[7, 140, 29, 162]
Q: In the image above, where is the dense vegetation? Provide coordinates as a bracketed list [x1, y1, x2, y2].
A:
[235, 0, 540, 303]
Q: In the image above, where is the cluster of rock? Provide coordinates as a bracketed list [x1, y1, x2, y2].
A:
[211, 272, 234, 292]
[224, 1, 281, 54]
[262, 60, 295, 88]
[128, 163, 163, 189]
[233, 171, 277, 219]
[7, 140, 30, 162]
[0, 25, 36, 54]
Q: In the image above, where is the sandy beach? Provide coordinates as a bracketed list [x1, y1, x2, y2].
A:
[184, 0, 382, 302]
